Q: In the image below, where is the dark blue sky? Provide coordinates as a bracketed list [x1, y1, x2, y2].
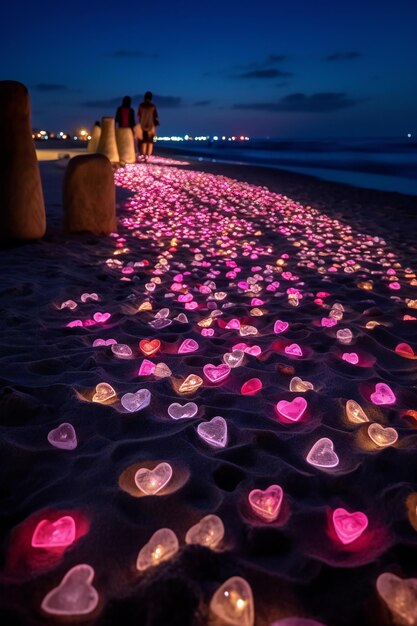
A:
[2, 0, 416, 137]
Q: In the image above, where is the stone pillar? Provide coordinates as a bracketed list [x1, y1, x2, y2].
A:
[87, 124, 101, 152]
[96, 117, 119, 162]
[63, 154, 116, 235]
[0, 81, 46, 241]
[116, 127, 136, 163]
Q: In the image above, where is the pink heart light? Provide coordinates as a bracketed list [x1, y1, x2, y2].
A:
[168, 402, 198, 419]
[332, 507, 368, 544]
[226, 318, 241, 329]
[32, 516, 76, 548]
[178, 338, 199, 354]
[121, 389, 151, 412]
[134, 462, 173, 495]
[284, 343, 303, 357]
[241, 378, 262, 395]
[274, 320, 289, 334]
[342, 352, 359, 365]
[197, 416, 228, 448]
[93, 312, 111, 323]
[321, 317, 337, 327]
[41, 564, 99, 616]
[203, 363, 231, 383]
[93, 338, 116, 347]
[276, 397, 307, 421]
[248, 485, 283, 522]
[370, 382, 396, 405]
[48, 423, 77, 450]
[138, 359, 156, 376]
[306, 438, 339, 468]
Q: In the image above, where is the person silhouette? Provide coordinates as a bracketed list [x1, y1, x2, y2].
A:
[137, 91, 159, 162]
[115, 96, 135, 129]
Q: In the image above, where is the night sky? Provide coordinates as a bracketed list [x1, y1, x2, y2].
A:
[2, 0, 416, 138]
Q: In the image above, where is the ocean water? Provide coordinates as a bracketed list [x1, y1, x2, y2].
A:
[157, 137, 417, 196]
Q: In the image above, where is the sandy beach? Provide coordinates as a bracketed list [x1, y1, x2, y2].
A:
[1, 152, 417, 626]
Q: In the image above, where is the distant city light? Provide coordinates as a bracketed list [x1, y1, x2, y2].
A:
[407, 133, 412, 138]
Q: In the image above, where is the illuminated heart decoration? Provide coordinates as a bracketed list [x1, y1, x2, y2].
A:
[149, 318, 172, 329]
[32, 516, 76, 548]
[376, 573, 417, 626]
[185, 514, 224, 548]
[178, 374, 204, 393]
[342, 352, 359, 365]
[81, 292, 99, 302]
[245, 345, 261, 357]
[139, 339, 161, 356]
[41, 564, 99, 616]
[370, 382, 396, 405]
[93, 312, 111, 323]
[136, 528, 179, 571]
[274, 320, 289, 334]
[285, 343, 303, 357]
[174, 313, 188, 323]
[93, 338, 117, 347]
[289, 377, 314, 392]
[138, 359, 156, 376]
[226, 318, 241, 329]
[154, 362, 172, 378]
[197, 416, 228, 448]
[203, 363, 231, 383]
[178, 338, 199, 354]
[395, 343, 415, 357]
[155, 308, 170, 318]
[336, 328, 353, 344]
[111, 343, 133, 359]
[48, 423, 77, 450]
[67, 320, 82, 327]
[134, 462, 173, 495]
[345, 400, 369, 423]
[368, 423, 398, 447]
[121, 389, 151, 412]
[168, 402, 198, 419]
[248, 485, 283, 522]
[241, 378, 262, 395]
[332, 508, 368, 545]
[59, 300, 77, 310]
[321, 317, 337, 327]
[223, 350, 244, 368]
[210, 576, 254, 626]
[202, 328, 214, 337]
[92, 382, 116, 403]
[276, 397, 307, 421]
[306, 438, 339, 468]
[239, 325, 258, 336]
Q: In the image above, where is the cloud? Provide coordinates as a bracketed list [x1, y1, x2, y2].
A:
[325, 51, 361, 61]
[81, 94, 182, 108]
[35, 83, 69, 92]
[233, 68, 292, 79]
[194, 100, 212, 107]
[233, 92, 360, 113]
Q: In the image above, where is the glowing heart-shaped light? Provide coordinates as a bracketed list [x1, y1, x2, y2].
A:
[41, 564, 99, 616]
[168, 402, 198, 419]
[48, 423, 77, 450]
[185, 514, 224, 549]
[276, 397, 307, 421]
[306, 438, 339, 468]
[289, 377, 314, 393]
[241, 378, 262, 395]
[376, 573, 417, 626]
[395, 343, 415, 358]
[226, 318, 241, 329]
[136, 528, 179, 571]
[332, 508, 368, 544]
[321, 317, 337, 327]
[177, 373, 203, 393]
[174, 313, 189, 323]
[149, 318, 172, 330]
[370, 382, 396, 405]
[368, 423, 398, 447]
[92, 382, 116, 403]
[93, 312, 111, 323]
[59, 300, 77, 310]
[210, 576, 254, 626]
[138, 359, 156, 376]
[197, 416, 228, 448]
[223, 350, 245, 368]
[345, 399, 369, 423]
[342, 352, 359, 365]
[139, 339, 161, 356]
[336, 328, 353, 344]
[155, 308, 170, 319]
[274, 320, 289, 334]
[134, 462, 173, 495]
[154, 362, 172, 378]
[32, 516, 76, 548]
[121, 389, 151, 412]
[203, 363, 231, 383]
[284, 343, 303, 357]
[111, 343, 133, 359]
[81, 292, 99, 303]
[93, 338, 117, 347]
[248, 485, 283, 522]
[178, 338, 199, 354]
[239, 325, 258, 336]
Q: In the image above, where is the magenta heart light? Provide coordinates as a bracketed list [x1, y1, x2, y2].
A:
[203, 363, 231, 383]
[48, 423, 77, 450]
[248, 485, 283, 522]
[332, 507, 368, 544]
[370, 382, 396, 405]
[138, 359, 156, 376]
[41, 564, 99, 616]
[276, 397, 307, 421]
[32, 516, 76, 548]
[342, 352, 359, 365]
[285, 343, 303, 357]
[178, 338, 199, 354]
[274, 320, 289, 334]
